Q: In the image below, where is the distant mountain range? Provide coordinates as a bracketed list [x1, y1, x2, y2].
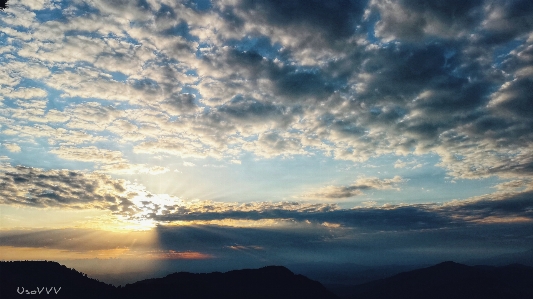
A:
[0, 261, 338, 299]
[287, 261, 421, 285]
[332, 262, 533, 299]
[2, 260, 533, 299]
[0, 261, 116, 299]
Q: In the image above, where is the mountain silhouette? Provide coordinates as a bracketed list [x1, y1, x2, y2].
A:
[0, 261, 117, 299]
[120, 265, 339, 299]
[0, 262, 339, 299]
[346, 261, 533, 299]
[4, 260, 532, 299]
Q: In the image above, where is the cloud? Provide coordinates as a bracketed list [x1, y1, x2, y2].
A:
[300, 176, 406, 199]
[481, 0, 533, 43]
[2, 124, 107, 145]
[1, 162, 532, 257]
[44, 70, 165, 105]
[153, 192, 532, 233]
[1, 0, 533, 268]
[50, 146, 126, 164]
[3, 143, 21, 153]
[492, 180, 531, 191]
[243, 131, 307, 158]
[394, 160, 408, 168]
[370, 0, 484, 42]
[0, 164, 139, 216]
[47, 146, 170, 175]
[133, 137, 217, 159]
[0, 0, 531, 186]
[160, 93, 200, 115]
[0, 87, 47, 99]
[11, 0, 47, 11]
[98, 163, 170, 175]
[438, 189, 533, 224]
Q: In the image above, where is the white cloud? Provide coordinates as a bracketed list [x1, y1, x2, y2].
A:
[50, 146, 126, 164]
[11, 0, 48, 10]
[98, 163, 170, 175]
[0, 88, 48, 99]
[3, 143, 21, 153]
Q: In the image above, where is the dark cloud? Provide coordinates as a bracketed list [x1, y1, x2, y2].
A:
[372, 0, 484, 41]
[301, 176, 405, 199]
[161, 93, 200, 114]
[440, 190, 533, 222]
[0, 165, 139, 216]
[152, 206, 451, 231]
[355, 42, 473, 104]
[489, 77, 533, 119]
[273, 71, 336, 99]
[216, 96, 300, 129]
[480, 0, 533, 44]
[146, 187, 533, 233]
[234, 0, 367, 42]
[152, 217, 533, 265]
[218, 96, 282, 119]
[200, 46, 341, 101]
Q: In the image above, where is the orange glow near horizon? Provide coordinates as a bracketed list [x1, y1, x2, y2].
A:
[0, 246, 132, 260]
[0, 247, 214, 261]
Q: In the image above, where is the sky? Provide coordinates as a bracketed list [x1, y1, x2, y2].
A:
[1, 0, 533, 280]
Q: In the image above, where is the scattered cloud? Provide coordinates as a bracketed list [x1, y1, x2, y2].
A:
[300, 176, 406, 199]
[98, 163, 170, 175]
[3, 143, 21, 153]
[1, 0, 533, 265]
[0, 0, 530, 182]
[49, 146, 126, 164]
[492, 180, 531, 191]
[0, 164, 139, 217]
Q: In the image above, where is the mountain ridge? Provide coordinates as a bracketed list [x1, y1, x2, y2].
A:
[342, 261, 533, 299]
[3, 260, 533, 299]
[0, 261, 338, 299]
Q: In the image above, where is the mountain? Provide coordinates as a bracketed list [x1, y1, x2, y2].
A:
[0, 261, 339, 299]
[5, 260, 531, 299]
[346, 261, 533, 299]
[120, 265, 339, 299]
[0, 261, 117, 299]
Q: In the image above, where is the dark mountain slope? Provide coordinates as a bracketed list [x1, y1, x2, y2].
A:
[0, 262, 338, 299]
[121, 265, 339, 299]
[0, 261, 117, 299]
[348, 261, 533, 299]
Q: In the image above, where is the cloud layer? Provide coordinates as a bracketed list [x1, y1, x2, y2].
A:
[0, 0, 530, 181]
[1, 0, 532, 267]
